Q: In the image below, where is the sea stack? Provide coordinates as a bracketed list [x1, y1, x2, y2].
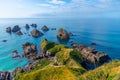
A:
[25, 24, 30, 29]
[41, 25, 49, 31]
[12, 25, 21, 32]
[57, 28, 69, 40]
[6, 27, 11, 33]
[31, 29, 43, 38]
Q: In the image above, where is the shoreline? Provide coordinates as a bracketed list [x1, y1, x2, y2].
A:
[0, 24, 117, 80]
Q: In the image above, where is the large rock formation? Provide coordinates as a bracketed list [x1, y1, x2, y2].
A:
[57, 28, 69, 40]
[22, 42, 38, 59]
[6, 27, 11, 33]
[0, 71, 10, 80]
[16, 30, 23, 35]
[31, 29, 43, 38]
[71, 43, 111, 64]
[12, 25, 21, 32]
[41, 25, 49, 31]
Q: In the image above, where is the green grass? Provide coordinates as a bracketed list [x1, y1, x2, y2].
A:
[70, 50, 83, 64]
[14, 40, 120, 80]
[14, 66, 76, 80]
[79, 60, 120, 80]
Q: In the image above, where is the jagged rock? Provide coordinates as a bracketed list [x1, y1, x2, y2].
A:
[31, 24, 37, 28]
[6, 27, 11, 33]
[12, 25, 21, 32]
[57, 28, 69, 40]
[31, 29, 43, 38]
[0, 71, 10, 80]
[41, 25, 49, 31]
[12, 50, 21, 59]
[16, 30, 23, 35]
[12, 67, 24, 77]
[22, 42, 38, 59]
[25, 24, 30, 29]
[72, 43, 110, 64]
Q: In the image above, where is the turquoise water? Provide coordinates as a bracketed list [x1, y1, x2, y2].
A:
[0, 18, 120, 71]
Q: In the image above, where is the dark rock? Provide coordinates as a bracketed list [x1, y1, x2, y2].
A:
[16, 30, 23, 35]
[2, 40, 7, 42]
[25, 24, 30, 29]
[69, 32, 74, 36]
[6, 27, 11, 33]
[72, 43, 111, 64]
[57, 28, 69, 40]
[91, 42, 97, 45]
[41, 25, 49, 31]
[51, 28, 56, 30]
[31, 29, 43, 38]
[0, 71, 10, 80]
[12, 25, 21, 32]
[12, 50, 21, 59]
[31, 24, 37, 28]
[22, 42, 38, 59]
[12, 67, 24, 77]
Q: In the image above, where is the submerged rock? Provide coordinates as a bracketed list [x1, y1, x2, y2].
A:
[91, 42, 97, 45]
[31, 24, 37, 28]
[69, 32, 74, 36]
[31, 29, 43, 38]
[22, 42, 38, 59]
[0, 71, 10, 80]
[16, 30, 23, 35]
[57, 28, 69, 40]
[51, 28, 56, 30]
[6, 27, 11, 33]
[25, 24, 30, 29]
[2, 40, 7, 42]
[12, 25, 21, 32]
[41, 25, 49, 31]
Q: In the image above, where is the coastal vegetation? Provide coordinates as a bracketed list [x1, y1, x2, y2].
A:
[13, 39, 120, 80]
[1, 26, 120, 80]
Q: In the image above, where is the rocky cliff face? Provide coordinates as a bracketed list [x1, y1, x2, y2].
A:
[22, 42, 38, 59]
[0, 72, 10, 80]
[72, 43, 111, 65]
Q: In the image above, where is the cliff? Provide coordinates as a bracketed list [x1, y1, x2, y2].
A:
[13, 39, 120, 80]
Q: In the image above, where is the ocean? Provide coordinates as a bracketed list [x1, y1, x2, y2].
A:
[0, 18, 120, 71]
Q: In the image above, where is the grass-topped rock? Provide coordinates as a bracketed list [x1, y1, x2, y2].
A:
[12, 39, 120, 80]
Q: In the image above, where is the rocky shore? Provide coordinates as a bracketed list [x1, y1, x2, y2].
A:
[0, 25, 116, 80]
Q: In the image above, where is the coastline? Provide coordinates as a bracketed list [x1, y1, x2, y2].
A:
[0, 25, 112, 80]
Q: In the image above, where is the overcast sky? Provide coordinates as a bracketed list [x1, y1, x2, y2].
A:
[0, 0, 120, 18]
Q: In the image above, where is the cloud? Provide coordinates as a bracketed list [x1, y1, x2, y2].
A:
[49, 0, 66, 5]
[0, 0, 120, 18]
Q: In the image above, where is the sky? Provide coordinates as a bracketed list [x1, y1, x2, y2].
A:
[0, 0, 120, 18]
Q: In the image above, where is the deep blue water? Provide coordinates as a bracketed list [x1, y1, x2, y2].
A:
[0, 18, 120, 71]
